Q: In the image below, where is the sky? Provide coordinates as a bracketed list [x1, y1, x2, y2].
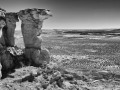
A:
[0, 0, 120, 29]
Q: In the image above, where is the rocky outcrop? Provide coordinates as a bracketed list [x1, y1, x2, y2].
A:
[0, 8, 6, 18]
[0, 17, 6, 29]
[3, 12, 19, 47]
[0, 8, 6, 47]
[0, 12, 19, 47]
[25, 48, 50, 66]
[0, 46, 27, 79]
[0, 16, 6, 47]
[0, 10, 24, 77]
[18, 8, 52, 49]
[0, 12, 20, 78]
[0, 8, 52, 78]
[18, 8, 52, 66]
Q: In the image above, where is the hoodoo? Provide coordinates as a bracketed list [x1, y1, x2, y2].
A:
[0, 8, 6, 46]
[18, 8, 52, 66]
[0, 9, 6, 78]
[4, 12, 19, 47]
[0, 9, 23, 78]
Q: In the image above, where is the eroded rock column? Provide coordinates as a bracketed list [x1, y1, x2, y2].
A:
[0, 10, 23, 78]
[0, 9, 6, 78]
[0, 17, 7, 77]
[18, 8, 52, 66]
[0, 9, 6, 47]
[3, 12, 19, 47]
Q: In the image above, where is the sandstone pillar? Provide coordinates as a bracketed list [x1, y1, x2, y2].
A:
[18, 8, 52, 66]
[0, 8, 6, 47]
[3, 12, 19, 47]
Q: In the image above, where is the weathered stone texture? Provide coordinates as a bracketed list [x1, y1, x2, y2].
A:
[21, 23, 42, 49]
[25, 48, 50, 66]
[18, 8, 52, 49]
[4, 12, 19, 47]
[18, 8, 52, 66]
[0, 12, 19, 47]
[0, 16, 6, 46]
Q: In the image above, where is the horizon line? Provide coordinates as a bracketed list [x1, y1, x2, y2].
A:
[15, 28, 120, 31]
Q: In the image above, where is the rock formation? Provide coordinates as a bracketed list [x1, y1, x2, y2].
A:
[0, 8, 52, 78]
[3, 12, 19, 47]
[0, 46, 26, 79]
[0, 17, 6, 28]
[0, 17, 6, 47]
[0, 10, 23, 78]
[0, 8, 6, 47]
[0, 9, 7, 78]
[0, 8, 6, 17]
[18, 8, 52, 66]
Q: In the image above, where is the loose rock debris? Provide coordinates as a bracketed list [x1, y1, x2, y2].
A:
[0, 61, 120, 90]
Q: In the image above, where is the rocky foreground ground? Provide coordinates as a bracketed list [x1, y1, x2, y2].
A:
[0, 55, 120, 90]
[6, 30, 120, 90]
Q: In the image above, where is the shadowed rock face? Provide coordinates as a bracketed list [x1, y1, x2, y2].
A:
[3, 12, 19, 47]
[0, 16, 6, 47]
[0, 8, 6, 47]
[25, 48, 50, 66]
[0, 17, 6, 28]
[18, 8, 52, 66]
[0, 12, 19, 78]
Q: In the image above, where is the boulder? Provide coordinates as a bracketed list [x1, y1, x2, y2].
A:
[0, 49, 15, 78]
[0, 46, 26, 78]
[25, 48, 50, 66]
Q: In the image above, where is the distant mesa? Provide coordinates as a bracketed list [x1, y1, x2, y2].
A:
[63, 29, 120, 35]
